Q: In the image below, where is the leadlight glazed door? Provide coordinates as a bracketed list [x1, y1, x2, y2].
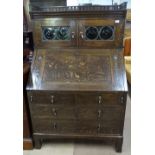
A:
[33, 19, 76, 48]
[78, 19, 125, 48]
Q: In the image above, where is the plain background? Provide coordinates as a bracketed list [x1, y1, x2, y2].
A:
[0, 0, 155, 154]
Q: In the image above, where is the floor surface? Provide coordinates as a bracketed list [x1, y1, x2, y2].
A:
[24, 95, 131, 155]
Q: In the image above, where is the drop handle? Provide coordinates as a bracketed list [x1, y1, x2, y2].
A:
[98, 110, 102, 118]
[121, 96, 124, 103]
[98, 96, 102, 104]
[52, 108, 57, 116]
[51, 95, 54, 104]
[71, 32, 75, 39]
[30, 96, 33, 102]
[80, 32, 84, 39]
[53, 122, 57, 129]
[97, 124, 101, 132]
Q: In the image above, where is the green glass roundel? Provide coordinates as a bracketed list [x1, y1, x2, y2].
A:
[57, 27, 70, 40]
[43, 28, 56, 40]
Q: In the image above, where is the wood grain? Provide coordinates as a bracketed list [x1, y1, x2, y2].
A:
[27, 3, 128, 152]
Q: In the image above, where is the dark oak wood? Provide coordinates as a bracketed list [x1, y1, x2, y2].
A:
[115, 137, 123, 152]
[32, 19, 77, 49]
[23, 62, 33, 150]
[27, 49, 127, 91]
[27, 49, 128, 151]
[78, 19, 125, 48]
[27, 3, 128, 152]
[33, 137, 42, 149]
[32, 18, 125, 49]
[29, 2, 127, 19]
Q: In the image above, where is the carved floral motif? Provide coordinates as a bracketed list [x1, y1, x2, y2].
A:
[43, 54, 112, 82]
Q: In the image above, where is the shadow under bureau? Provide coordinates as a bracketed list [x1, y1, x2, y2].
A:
[27, 2, 128, 153]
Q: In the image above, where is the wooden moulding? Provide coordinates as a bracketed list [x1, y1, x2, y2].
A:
[29, 2, 127, 19]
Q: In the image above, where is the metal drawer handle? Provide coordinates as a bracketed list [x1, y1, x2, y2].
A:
[52, 108, 57, 116]
[98, 110, 102, 118]
[98, 96, 102, 104]
[51, 95, 54, 104]
[121, 96, 124, 103]
[53, 122, 57, 129]
[97, 124, 101, 132]
[30, 96, 33, 102]
[71, 32, 75, 39]
[80, 32, 84, 39]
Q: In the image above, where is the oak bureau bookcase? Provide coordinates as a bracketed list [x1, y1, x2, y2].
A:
[27, 1, 128, 152]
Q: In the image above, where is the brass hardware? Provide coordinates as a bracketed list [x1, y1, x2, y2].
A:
[98, 110, 102, 118]
[97, 124, 101, 132]
[30, 96, 33, 102]
[121, 96, 124, 103]
[52, 108, 57, 116]
[98, 96, 102, 104]
[53, 123, 57, 129]
[80, 32, 84, 39]
[71, 32, 75, 39]
[51, 95, 54, 104]
[38, 56, 42, 61]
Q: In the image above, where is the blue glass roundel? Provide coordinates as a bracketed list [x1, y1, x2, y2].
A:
[85, 27, 98, 40]
[99, 26, 113, 40]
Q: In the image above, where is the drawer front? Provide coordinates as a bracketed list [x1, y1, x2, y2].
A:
[30, 105, 124, 121]
[33, 118, 76, 134]
[29, 92, 125, 135]
[77, 106, 123, 121]
[77, 93, 124, 105]
[28, 92, 125, 105]
[32, 118, 121, 135]
[76, 120, 121, 134]
[30, 105, 123, 121]
[27, 91, 75, 105]
[31, 104, 76, 120]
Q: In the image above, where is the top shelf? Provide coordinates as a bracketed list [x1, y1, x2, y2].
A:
[30, 2, 127, 12]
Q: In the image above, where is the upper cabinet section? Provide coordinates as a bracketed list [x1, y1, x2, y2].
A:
[30, 2, 127, 49]
[33, 18, 125, 49]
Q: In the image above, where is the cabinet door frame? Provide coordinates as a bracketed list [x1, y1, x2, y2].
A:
[78, 18, 124, 48]
[33, 18, 77, 48]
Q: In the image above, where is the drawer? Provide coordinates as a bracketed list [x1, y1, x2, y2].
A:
[31, 104, 76, 120]
[77, 106, 123, 121]
[33, 118, 76, 134]
[76, 120, 121, 134]
[27, 91, 75, 105]
[30, 105, 124, 121]
[32, 118, 121, 135]
[77, 93, 124, 105]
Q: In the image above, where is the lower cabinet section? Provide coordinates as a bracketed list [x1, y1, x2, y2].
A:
[28, 91, 127, 152]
